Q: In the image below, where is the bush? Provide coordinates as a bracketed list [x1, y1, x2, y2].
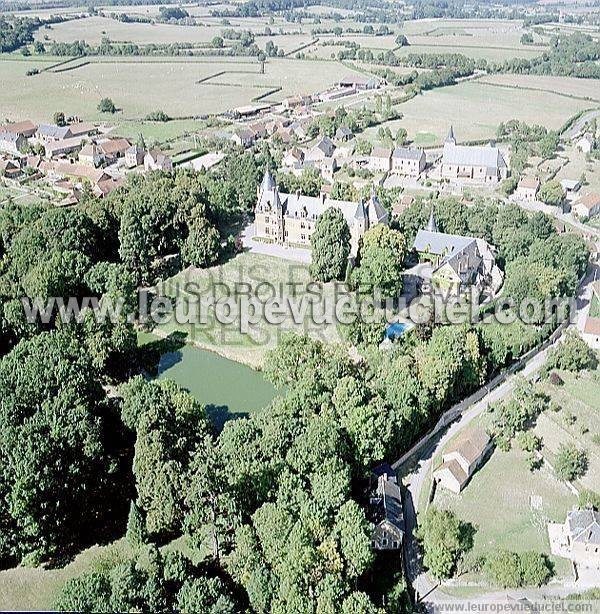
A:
[416, 507, 474, 580]
[578, 489, 600, 511]
[98, 97, 117, 113]
[545, 331, 598, 373]
[548, 371, 563, 386]
[554, 444, 588, 482]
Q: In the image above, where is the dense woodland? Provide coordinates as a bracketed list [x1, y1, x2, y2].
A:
[0, 128, 590, 610]
[0, 0, 598, 608]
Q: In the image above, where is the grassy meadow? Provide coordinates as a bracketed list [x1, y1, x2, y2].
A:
[362, 79, 593, 146]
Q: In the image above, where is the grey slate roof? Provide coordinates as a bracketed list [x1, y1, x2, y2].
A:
[393, 146, 423, 161]
[413, 229, 475, 256]
[0, 131, 21, 143]
[443, 142, 507, 171]
[37, 124, 71, 140]
[336, 125, 353, 139]
[379, 476, 404, 534]
[567, 509, 600, 545]
[260, 168, 276, 193]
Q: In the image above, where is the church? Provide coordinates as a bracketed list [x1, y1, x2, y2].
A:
[441, 126, 509, 183]
[254, 169, 388, 255]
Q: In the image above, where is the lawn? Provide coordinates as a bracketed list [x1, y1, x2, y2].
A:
[553, 145, 600, 195]
[152, 251, 349, 368]
[434, 441, 576, 581]
[0, 184, 43, 207]
[532, 368, 600, 493]
[362, 80, 593, 146]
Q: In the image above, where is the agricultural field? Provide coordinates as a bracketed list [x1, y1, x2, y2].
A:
[479, 74, 600, 103]
[0, 55, 359, 123]
[362, 80, 593, 146]
[396, 44, 544, 62]
[35, 15, 313, 51]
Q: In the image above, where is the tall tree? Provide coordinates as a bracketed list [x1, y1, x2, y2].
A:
[310, 207, 351, 282]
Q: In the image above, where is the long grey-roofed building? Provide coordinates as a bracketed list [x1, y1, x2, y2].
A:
[441, 126, 508, 183]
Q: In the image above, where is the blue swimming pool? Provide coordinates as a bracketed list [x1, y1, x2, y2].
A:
[384, 322, 408, 340]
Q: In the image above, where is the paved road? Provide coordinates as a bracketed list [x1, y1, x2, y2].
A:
[563, 108, 600, 140]
[399, 259, 599, 609]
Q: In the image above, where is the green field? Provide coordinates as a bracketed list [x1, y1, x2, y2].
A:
[479, 74, 600, 103]
[0, 55, 361, 123]
[362, 79, 593, 145]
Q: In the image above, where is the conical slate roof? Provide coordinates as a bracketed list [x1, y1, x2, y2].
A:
[426, 206, 437, 232]
[260, 167, 276, 193]
[445, 125, 456, 145]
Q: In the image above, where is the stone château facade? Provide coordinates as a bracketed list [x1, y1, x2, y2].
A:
[254, 169, 388, 255]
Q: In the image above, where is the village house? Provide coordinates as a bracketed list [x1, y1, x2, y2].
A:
[576, 132, 595, 154]
[391, 147, 426, 176]
[290, 120, 310, 141]
[36, 124, 72, 142]
[232, 127, 256, 148]
[515, 176, 540, 202]
[338, 75, 383, 90]
[305, 136, 335, 163]
[413, 210, 502, 296]
[283, 147, 305, 169]
[441, 126, 509, 183]
[144, 149, 173, 172]
[433, 427, 492, 494]
[254, 168, 388, 256]
[67, 122, 97, 139]
[369, 464, 404, 551]
[392, 194, 415, 217]
[78, 144, 103, 167]
[99, 138, 131, 162]
[548, 509, 600, 570]
[583, 281, 600, 349]
[44, 136, 86, 159]
[0, 159, 22, 180]
[368, 146, 392, 173]
[321, 157, 338, 181]
[248, 121, 268, 139]
[282, 95, 312, 110]
[125, 145, 145, 169]
[561, 178, 581, 201]
[0, 131, 26, 155]
[572, 193, 600, 220]
[335, 125, 354, 142]
[1, 119, 37, 138]
[273, 126, 293, 145]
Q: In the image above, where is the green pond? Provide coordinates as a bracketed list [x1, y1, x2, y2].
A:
[155, 343, 278, 430]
